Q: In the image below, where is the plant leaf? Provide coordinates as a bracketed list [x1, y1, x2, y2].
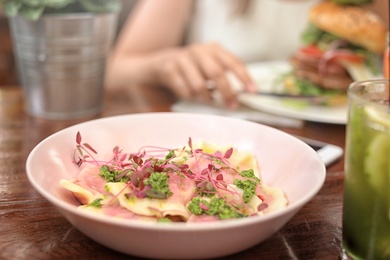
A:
[224, 148, 233, 159]
[79, 0, 121, 13]
[45, 0, 75, 9]
[76, 145, 83, 156]
[18, 5, 45, 20]
[5, 1, 22, 17]
[76, 131, 82, 145]
[188, 138, 193, 150]
[83, 143, 97, 154]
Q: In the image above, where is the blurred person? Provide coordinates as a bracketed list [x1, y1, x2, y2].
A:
[105, 0, 387, 109]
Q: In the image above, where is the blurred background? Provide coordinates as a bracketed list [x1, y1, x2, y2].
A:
[0, 0, 138, 87]
[0, 0, 388, 87]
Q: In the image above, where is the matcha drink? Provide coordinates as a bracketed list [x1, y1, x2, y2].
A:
[343, 80, 390, 259]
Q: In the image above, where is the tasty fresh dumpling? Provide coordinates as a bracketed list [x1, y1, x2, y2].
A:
[193, 141, 261, 178]
[106, 172, 197, 220]
[60, 179, 103, 204]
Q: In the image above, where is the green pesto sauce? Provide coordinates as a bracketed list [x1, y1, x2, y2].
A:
[99, 165, 130, 183]
[144, 172, 173, 199]
[157, 218, 172, 223]
[233, 179, 257, 203]
[239, 169, 260, 183]
[88, 198, 103, 208]
[188, 197, 245, 220]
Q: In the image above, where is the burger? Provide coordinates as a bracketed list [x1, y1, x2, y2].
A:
[283, 1, 387, 106]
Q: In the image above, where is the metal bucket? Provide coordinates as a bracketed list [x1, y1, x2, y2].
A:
[9, 12, 118, 120]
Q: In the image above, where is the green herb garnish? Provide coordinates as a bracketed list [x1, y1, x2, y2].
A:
[157, 218, 172, 223]
[233, 179, 257, 203]
[188, 197, 244, 220]
[88, 198, 103, 208]
[165, 150, 175, 159]
[144, 172, 173, 199]
[99, 165, 129, 183]
[239, 169, 260, 183]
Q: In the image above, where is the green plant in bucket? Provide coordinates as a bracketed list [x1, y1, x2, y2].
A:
[0, 0, 121, 20]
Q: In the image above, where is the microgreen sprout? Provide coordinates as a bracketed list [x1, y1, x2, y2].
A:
[72, 133, 261, 219]
[74, 131, 99, 167]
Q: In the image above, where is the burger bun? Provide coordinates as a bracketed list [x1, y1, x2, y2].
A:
[309, 1, 387, 53]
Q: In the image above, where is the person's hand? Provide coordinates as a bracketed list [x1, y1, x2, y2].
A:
[151, 42, 256, 109]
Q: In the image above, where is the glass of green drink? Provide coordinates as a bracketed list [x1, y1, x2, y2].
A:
[343, 79, 390, 259]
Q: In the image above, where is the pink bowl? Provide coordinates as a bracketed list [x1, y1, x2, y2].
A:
[26, 112, 326, 259]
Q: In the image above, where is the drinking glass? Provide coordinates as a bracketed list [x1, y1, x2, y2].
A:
[342, 79, 390, 259]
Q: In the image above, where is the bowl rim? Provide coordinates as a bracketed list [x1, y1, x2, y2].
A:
[26, 112, 326, 231]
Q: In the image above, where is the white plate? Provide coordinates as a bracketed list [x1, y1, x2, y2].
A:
[239, 61, 347, 125]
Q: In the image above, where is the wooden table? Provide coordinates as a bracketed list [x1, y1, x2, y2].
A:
[0, 85, 346, 259]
